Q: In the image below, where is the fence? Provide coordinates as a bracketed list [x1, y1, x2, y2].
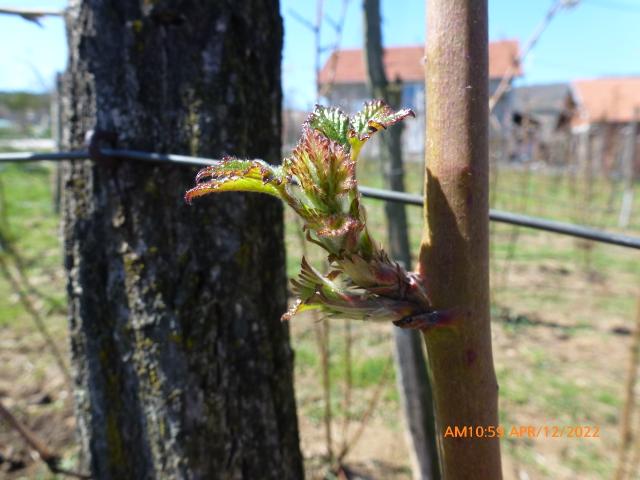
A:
[2, 145, 640, 478]
[2, 148, 639, 251]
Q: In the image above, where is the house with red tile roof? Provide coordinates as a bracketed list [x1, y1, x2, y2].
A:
[318, 40, 521, 155]
[572, 77, 640, 126]
[570, 77, 640, 177]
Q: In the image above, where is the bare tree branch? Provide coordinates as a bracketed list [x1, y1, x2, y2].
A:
[0, 399, 91, 479]
[0, 7, 63, 26]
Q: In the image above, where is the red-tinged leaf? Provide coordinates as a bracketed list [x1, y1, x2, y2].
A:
[285, 127, 357, 208]
[290, 256, 335, 301]
[283, 256, 422, 323]
[315, 289, 418, 322]
[315, 215, 363, 238]
[185, 158, 284, 203]
[392, 308, 461, 330]
[348, 100, 415, 156]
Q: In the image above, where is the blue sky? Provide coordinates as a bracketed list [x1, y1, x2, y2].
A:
[1, 0, 639, 109]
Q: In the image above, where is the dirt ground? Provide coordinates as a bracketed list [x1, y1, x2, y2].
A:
[0, 328, 78, 479]
[0, 239, 638, 479]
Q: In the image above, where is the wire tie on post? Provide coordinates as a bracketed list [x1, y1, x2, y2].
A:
[85, 129, 118, 168]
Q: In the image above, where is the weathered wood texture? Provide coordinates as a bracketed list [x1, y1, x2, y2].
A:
[61, 2, 304, 479]
[362, 1, 439, 479]
[421, 0, 502, 478]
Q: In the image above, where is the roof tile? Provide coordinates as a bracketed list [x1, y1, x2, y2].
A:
[318, 40, 521, 85]
[572, 77, 640, 124]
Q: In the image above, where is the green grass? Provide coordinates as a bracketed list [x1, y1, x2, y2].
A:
[498, 347, 621, 420]
[564, 443, 612, 477]
[0, 162, 63, 329]
[3, 152, 640, 479]
[292, 318, 398, 425]
[283, 157, 638, 478]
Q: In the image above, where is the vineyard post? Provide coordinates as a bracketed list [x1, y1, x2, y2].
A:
[362, 1, 440, 478]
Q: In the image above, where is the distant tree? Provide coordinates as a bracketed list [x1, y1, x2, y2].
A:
[0, 92, 50, 111]
[0, 92, 50, 135]
[61, 1, 303, 478]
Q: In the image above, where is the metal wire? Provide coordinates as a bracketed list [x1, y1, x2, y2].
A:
[103, 149, 221, 167]
[359, 186, 640, 250]
[1, 150, 639, 250]
[0, 151, 88, 162]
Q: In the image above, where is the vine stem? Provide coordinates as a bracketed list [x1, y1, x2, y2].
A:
[420, 1, 502, 477]
[293, 212, 334, 464]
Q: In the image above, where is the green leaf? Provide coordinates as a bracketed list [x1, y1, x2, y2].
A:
[306, 104, 351, 147]
[290, 256, 337, 301]
[184, 158, 284, 203]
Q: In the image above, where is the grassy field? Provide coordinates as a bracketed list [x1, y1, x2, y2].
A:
[290, 157, 640, 479]
[0, 157, 639, 478]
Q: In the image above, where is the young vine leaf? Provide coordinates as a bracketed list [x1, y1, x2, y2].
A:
[186, 100, 442, 328]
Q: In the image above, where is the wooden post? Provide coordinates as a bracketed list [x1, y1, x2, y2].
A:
[618, 109, 639, 228]
[363, 1, 439, 478]
[62, 1, 303, 478]
[421, 1, 502, 478]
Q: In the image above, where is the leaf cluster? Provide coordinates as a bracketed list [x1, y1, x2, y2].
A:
[186, 101, 432, 323]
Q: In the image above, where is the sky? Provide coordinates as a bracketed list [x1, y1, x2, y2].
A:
[1, 0, 639, 109]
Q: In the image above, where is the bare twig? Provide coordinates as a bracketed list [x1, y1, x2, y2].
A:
[288, 8, 316, 32]
[0, 255, 72, 385]
[336, 357, 392, 464]
[292, 210, 334, 462]
[316, 318, 334, 463]
[0, 399, 90, 479]
[314, 0, 325, 101]
[288, 0, 350, 102]
[500, 140, 534, 289]
[318, 0, 350, 100]
[617, 296, 640, 480]
[0, 7, 63, 26]
[0, 175, 66, 313]
[630, 420, 640, 478]
[0, 236, 66, 314]
[489, 0, 579, 113]
[292, 206, 334, 462]
[340, 319, 353, 454]
[618, 109, 639, 228]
